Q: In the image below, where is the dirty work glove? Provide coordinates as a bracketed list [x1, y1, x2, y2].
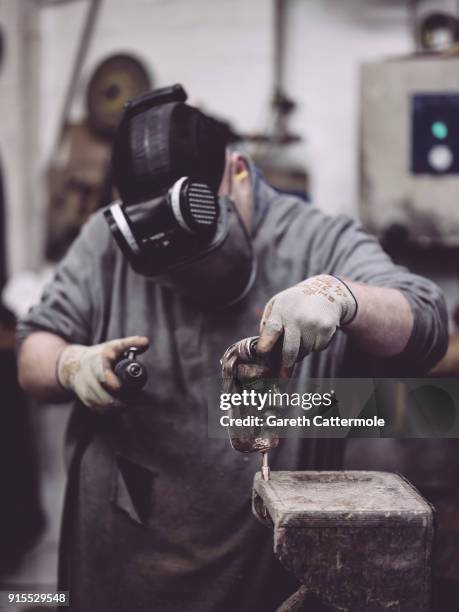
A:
[57, 336, 149, 412]
[258, 275, 357, 369]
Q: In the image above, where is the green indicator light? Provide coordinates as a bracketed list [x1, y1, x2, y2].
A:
[431, 121, 448, 140]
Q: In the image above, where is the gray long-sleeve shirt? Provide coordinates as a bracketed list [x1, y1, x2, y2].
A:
[18, 179, 447, 612]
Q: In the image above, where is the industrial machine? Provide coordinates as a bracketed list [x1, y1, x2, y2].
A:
[360, 55, 459, 248]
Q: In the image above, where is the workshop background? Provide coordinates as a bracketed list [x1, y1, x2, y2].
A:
[2, 0, 459, 609]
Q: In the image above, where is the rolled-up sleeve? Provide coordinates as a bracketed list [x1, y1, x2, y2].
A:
[17, 213, 113, 348]
[310, 214, 448, 374]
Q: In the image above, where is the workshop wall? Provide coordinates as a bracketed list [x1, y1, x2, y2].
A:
[2, 0, 459, 274]
[40, 0, 458, 217]
[0, 0, 41, 276]
[284, 0, 459, 216]
[38, 0, 274, 165]
[284, 0, 411, 216]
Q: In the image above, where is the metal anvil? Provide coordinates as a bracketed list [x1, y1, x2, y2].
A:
[252, 471, 433, 612]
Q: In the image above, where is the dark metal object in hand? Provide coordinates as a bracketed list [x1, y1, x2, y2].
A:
[114, 347, 147, 390]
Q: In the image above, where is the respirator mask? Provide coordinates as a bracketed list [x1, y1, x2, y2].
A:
[104, 84, 256, 309]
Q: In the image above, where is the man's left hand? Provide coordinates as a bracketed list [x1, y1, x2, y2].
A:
[257, 275, 357, 369]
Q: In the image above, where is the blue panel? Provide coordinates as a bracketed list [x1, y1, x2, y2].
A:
[411, 92, 459, 175]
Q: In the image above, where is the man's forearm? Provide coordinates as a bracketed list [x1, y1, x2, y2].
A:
[345, 282, 414, 357]
[18, 331, 70, 402]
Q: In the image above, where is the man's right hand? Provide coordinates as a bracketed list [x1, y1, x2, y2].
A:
[57, 336, 149, 412]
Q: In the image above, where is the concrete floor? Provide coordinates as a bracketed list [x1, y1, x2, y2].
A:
[0, 404, 70, 612]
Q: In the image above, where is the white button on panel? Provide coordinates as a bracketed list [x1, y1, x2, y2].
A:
[428, 144, 454, 172]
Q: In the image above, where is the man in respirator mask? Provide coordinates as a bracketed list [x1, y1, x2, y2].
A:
[17, 84, 447, 612]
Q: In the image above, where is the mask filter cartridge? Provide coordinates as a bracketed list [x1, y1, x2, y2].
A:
[104, 177, 219, 275]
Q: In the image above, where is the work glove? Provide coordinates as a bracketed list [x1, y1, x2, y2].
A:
[258, 275, 357, 370]
[57, 336, 149, 412]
